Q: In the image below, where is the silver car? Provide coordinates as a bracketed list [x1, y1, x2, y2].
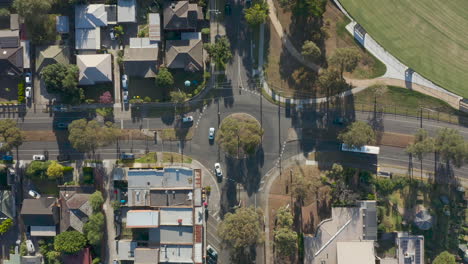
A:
[208, 127, 215, 140]
[214, 163, 222, 178]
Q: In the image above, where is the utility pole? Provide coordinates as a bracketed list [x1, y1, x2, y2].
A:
[290, 169, 293, 205]
[420, 107, 423, 128]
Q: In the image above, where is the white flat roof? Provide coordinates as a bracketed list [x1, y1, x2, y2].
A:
[160, 207, 193, 226]
[127, 210, 159, 228]
[30, 226, 56, 236]
[75, 27, 100, 50]
[118, 0, 136, 22]
[337, 241, 375, 264]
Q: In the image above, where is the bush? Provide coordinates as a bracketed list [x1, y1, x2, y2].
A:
[201, 27, 210, 35]
[54, 231, 86, 254]
[82, 167, 94, 184]
[18, 95, 25, 104]
[62, 166, 74, 173]
[64, 181, 77, 186]
[26, 161, 52, 179]
[144, 96, 152, 103]
[92, 258, 101, 264]
[20, 241, 27, 256]
[18, 82, 25, 96]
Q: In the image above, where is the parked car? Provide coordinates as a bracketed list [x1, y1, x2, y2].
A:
[214, 163, 223, 179]
[26, 240, 35, 254]
[56, 122, 68, 129]
[332, 117, 348, 126]
[224, 3, 232, 15]
[121, 74, 128, 90]
[208, 127, 215, 140]
[25, 86, 31, 99]
[120, 152, 135, 160]
[207, 245, 218, 260]
[32, 155, 46, 161]
[52, 105, 68, 112]
[123, 90, 129, 104]
[377, 170, 393, 178]
[24, 72, 32, 84]
[3, 155, 13, 161]
[110, 28, 116, 40]
[57, 154, 70, 162]
[182, 116, 193, 123]
[28, 190, 41, 199]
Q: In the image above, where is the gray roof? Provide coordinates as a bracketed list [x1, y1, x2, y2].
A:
[129, 37, 158, 48]
[117, 240, 137, 261]
[163, 1, 202, 31]
[105, 5, 117, 23]
[127, 167, 194, 189]
[9, 14, 18, 31]
[128, 188, 150, 207]
[21, 198, 58, 226]
[149, 13, 161, 41]
[56, 16, 69, 33]
[0, 190, 14, 219]
[396, 233, 424, 264]
[118, 0, 136, 23]
[135, 248, 159, 264]
[35, 45, 70, 72]
[165, 39, 203, 71]
[59, 191, 92, 233]
[123, 40, 158, 78]
[75, 5, 107, 29]
[361, 200, 377, 240]
[126, 210, 159, 228]
[160, 226, 193, 244]
[150, 189, 193, 207]
[0, 30, 19, 48]
[75, 28, 101, 50]
[160, 207, 193, 226]
[159, 245, 193, 263]
[77, 54, 112, 85]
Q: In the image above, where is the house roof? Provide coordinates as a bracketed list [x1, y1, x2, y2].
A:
[336, 241, 375, 264]
[127, 167, 194, 189]
[163, 1, 202, 31]
[56, 16, 69, 34]
[0, 30, 19, 48]
[105, 5, 117, 24]
[30, 226, 56, 236]
[159, 226, 193, 244]
[21, 198, 57, 226]
[118, 0, 136, 23]
[9, 14, 18, 31]
[396, 233, 424, 264]
[126, 210, 159, 228]
[0, 46, 23, 75]
[75, 27, 101, 50]
[159, 207, 193, 226]
[129, 37, 158, 48]
[60, 191, 92, 233]
[165, 39, 203, 71]
[36, 45, 70, 72]
[150, 189, 193, 207]
[0, 190, 14, 219]
[75, 5, 108, 29]
[61, 247, 92, 264]
[159, 245, 193, 263]
[123, 42, 158, 78]
[77, 54, 112, 85]
[117, 240, 137, 260]
[148, 13, 161, 41]
[135, 248, 159, 264]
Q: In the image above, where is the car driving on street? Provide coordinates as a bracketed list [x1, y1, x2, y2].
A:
[214, 163, 222, 179]
[209, 127, 215, 140]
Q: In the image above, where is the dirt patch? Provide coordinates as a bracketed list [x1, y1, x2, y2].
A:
[379, 132, 414, 148]
[24, 130, 58, 141]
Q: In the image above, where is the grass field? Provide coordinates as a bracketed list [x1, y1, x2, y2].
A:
[340, 0, 468, 97]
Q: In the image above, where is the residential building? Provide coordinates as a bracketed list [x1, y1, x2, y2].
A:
[75, 4, 115, 50]
[336, 241, 376, 264]
[123, 38, 158, 78]
[35, 45, 70, 73]
[0, 190, 15, 221]
[304, 200, 377, 264]
[163, 1, 202, 32]
[149, 13, 161, 42]
[0, 14, 22, 76]
[118, 0, 136, 23]
[59, 190, 93, 233]
[77, 54, 112, 85]
[56, 16, 70, 34]
[20, 198, 59, 237]
[396, 233, 424, 264]
[165, 39, 203, 71]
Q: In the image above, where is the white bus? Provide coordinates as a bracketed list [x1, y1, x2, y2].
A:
[341, 143, 380, 155]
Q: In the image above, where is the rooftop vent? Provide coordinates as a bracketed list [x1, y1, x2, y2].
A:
[187, 191, 193, 201]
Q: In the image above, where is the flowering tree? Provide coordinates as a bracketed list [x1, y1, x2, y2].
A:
[99, 91, 113, 104]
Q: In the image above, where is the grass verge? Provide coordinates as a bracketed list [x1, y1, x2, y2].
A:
[159, 127, 194, 141]
[162, 152, 192, 164]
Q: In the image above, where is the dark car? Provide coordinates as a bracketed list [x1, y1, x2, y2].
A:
[332, 117, 348, 126]
[57, 154, 70, 162]
[56, 123, 69, 129]
[224, 3, 232, 15]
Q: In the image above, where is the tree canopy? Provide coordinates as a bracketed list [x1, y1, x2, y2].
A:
[216, 115, 264, 157]
[0, 219, 13, 235]
[304, 0, 326, 17]
[276, 206, 293, 227]
[13, 0, 51, 18]
[99, 91, 113, 104]
[432, 251, 456, 264]
[26, 161, 52, 179]
[434, 128, 466, 167]
[301, 40, 321, 62]
[68, 119, 121, 154]
[218, 206, 264, 249]
[274, 206, 297, 258]
[170, 91, 188, 104]
[40, 64, 79, 98]
[89, 191, 104, 212]
[338, 121, 376, 148]
[244, 2, 269, 27]
[83, 212, 105, 246]
[54, 231, 86, 254]
[0, 119, 24, 152]
[156, 67, 174, 88]
[47, 161, 64, 180]
[329, 48, 361, 79]
[204, 36, 233, 68]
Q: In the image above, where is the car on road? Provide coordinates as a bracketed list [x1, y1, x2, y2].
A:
[207, 245, 218, 260]
[208, 127, 215, 140]
[120, 152, 135, 160]
[110, 28, 116, 40]
[224, 3, 231, 15]
[214, 163, 222, 179]
[182, 116, 193, 123]
[25, 72, 32, 84]
[56, 122, 68, 129]
[332, 117, 348, 126]
[121, 74, 128, 90]
[52, 105, 68, 112]
[25, 86, 31, 99]
[123, 90, 129, 105]
[32, 155, 46, 161]
[26, 240, 35, 254]
[28, 190, 41, 199]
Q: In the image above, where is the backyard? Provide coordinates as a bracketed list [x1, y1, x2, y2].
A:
[340, 0, 468, 97]
[82, 83, 114, 103]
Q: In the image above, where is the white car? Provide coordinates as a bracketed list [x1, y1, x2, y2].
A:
[25, 73, 32, 84]
[32, 155, 46, 161]
[182, 116, 193, 123]
[28, 190, 41, 199]
[121, 74, 128, 90]
[214, 163, 222, 178]
[208, 127, 215, 140]
[25, 87, 31, 99]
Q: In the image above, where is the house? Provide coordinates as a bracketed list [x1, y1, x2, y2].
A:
[59, 190, 92, 233]
[149, 13, 161, 42]
[35, 45, 70, 73]
[123, 38, 158, 78]
[304, 200, 377, 264]
[126, 210, 159, 228]
[117, 240, 137, 261]
[336, 241, 376, 264]
[165, 39, 203, 71]
[77, 54, 112, 85]
[163, 1, 202, 32]
[20, 198, 59, 237]
[56, 16, 69, 34]
[0, 190, 15, 220]
[75, 4, 110, 50]
[117, 0, 136, 23]
[0, 14, 22, 76]
[396, 233, 424, 264]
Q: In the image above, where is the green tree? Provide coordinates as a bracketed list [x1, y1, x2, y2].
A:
[218, 207, 264, 250]
[276, 206, 293, 227]
[114, 25, 124, 38]
[318, 69, 342, 101]
[301, 40, 321, 62]
[0, 8, 10, 17]
[26, 161, 51, 179]
[47, 161, 64, 180]
[68, 119, 121, 155]
[274, 227, 297, 257]
[13, 0, 51, 18]
[46, 251, 61, 264]
[305, 0, 326, 17]
[92, 258, 101, 264]
[0, 219, 13, 235]
[54, 231, 86, 254]
[406, 129, 434, 179]
[216, 116, 264, 157]
[0, 119, 24, 154]
[89, 191, 104, 212]
[83, 212, 105, 246]
[244, 2, 269, 27]
[338, 121, 376, 148]
[156, 67, 174, 88]
[324, 163, 344, 180]
[329, 47, 361, 79]
[434, 128, 466, 168]
[432, 251, 456, 264]
[40, 64, 79, 96]
[204, 36, 233, 68]
[170, 91, 188, 104]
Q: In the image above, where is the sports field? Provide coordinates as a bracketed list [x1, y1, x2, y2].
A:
[339, 0, 468, 97]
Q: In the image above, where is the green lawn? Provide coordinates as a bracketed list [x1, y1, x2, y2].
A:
[340, 0, 468, 97]
[135, 152, 158, 163]
[162, 152, 192, 164]
[128, 78, 161, 102]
